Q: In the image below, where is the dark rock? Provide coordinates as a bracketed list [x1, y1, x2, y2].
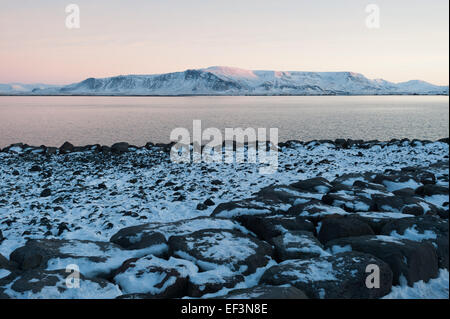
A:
[236, 214, 315, 244]
[110, 228, 167, 250]
[325, 235, 439, 286]
[380, 216, 449, 269]
[203, 199, 215, 207]
[40, 189, 52, 198]
[9, 239, 155, 277]
[221, 286, 308, 299]
[291, 177, 331, 193]
[111, 142, 129, 154]
[318, 217, 374, 244]
[260, 252, 392, 299]
[113, 256, 190, 298]
[212, 199, 273, 218]
[59, 141, 74, 154]
[29, 165, 41, 172]
[110, 217, 245, 250]
[187, 273, 244, 297]
[392, 188, 416, 197]
[273, 231, 327, 261]
[0, 269, 120, 298]
[196, 203, 208, 211]
[415, 185, 449, 196]
[169, 229, 273, 275]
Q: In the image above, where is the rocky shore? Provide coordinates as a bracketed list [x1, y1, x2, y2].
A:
[0, 138, 448, 299]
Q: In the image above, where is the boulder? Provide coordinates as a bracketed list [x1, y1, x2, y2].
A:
[110, 217, 248, 249]
[10, 239, 166, 277]
[59, 141, 74, 154]
[273, 231, 329, 261]
[221, 286, 308, 299]
[260, 252, 392, 299]
[380, 216, 449, 269]
[325, 235, 439, 286]
[168, 229, 273, 275]
[318, 217, 374, 244]
[287, 200, 350, 223]
[111, 142, 129, 154]
[415, 185, 449, 196]
[0, 269, 121, 299]
[290, 177, 331, 193]
[211, 199, 275, 218]
[114, 256, 193, 298]
[235, 214, 315, 244]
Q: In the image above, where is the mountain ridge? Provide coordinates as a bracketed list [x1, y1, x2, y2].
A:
[1, 66, 448, 96]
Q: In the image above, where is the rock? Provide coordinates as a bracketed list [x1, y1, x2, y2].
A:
[351, 212, 415, 234]
[111, 142, 129, 154]
[321, 192, 373, 212]
[0, 254, 16, 272]
[371, 174, 420, 192]
[236, 214, 315, 244]
[380, 216, 449, 269]
[415, 185, 449, 196]
[29, 165, 41, 172]
[168, 229, 273, 275]
[59, 141, 74, 154]
[187, 270, 244, 297]
[0, 269, 121, 299]
[256, 185, 321, 205]
[204, 198, 215, 206]
[325, 235, 439, 286]
[273, 231, 328, 261]
[211, 199, 275, 218]
[0, 230, 4, 243]
[10, 239, 165, 277]
[110, 228, 167, 251]
[332, 172, 372, 186]
[260, 252, 392, 299]
[287, 200, 350, 223]
[40, 189, 52, 198]
[114, 256, 193, 298]
[290, 177, 331, 193]
[110, 217, 247, 249]
[393, 188, 416, 198]
[196, 203, 208, 211]
[221, 286, 308, 299]
[318, 217, 375, 244]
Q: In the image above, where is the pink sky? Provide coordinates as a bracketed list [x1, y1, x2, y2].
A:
[0, 0, 448, 85]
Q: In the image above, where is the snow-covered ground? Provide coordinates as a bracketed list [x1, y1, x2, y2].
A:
[0, 139, 448, 299]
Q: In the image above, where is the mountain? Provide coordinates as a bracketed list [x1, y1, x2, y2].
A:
[1, 66, 448, 96]
[0, 83, 58, 94]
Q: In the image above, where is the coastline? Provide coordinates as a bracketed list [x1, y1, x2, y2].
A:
[0, 137, 448, 299]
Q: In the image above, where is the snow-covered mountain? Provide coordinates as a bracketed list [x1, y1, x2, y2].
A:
[1, 66, 448, 96]
[0, 83, 58, 94]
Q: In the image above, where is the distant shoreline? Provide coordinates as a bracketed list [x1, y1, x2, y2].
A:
[0, 93, 449, 97]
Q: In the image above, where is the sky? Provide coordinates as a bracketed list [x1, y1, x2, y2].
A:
[0, 0, 448, 85]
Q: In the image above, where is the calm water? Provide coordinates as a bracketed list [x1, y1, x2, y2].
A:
[0, 96, 448, 148]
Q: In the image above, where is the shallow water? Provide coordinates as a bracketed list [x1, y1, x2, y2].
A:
[0, 95, 448, 148]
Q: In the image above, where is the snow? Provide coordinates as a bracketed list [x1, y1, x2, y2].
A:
[389, 225, 437, 241]
[0, 269, 11, 279]
[2, 273, 122, 299]
[372, 236, 405, 245]
[184, 232, 258, 264]
[328, 245, 353, 254]
[383, 179, 422, 192]
[114, 256, 197, 294]
[383, 269, 449, 299]
[281, 260, 338, 286]
[0, 139, 448, 299]
[5, 67, 447, 96]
